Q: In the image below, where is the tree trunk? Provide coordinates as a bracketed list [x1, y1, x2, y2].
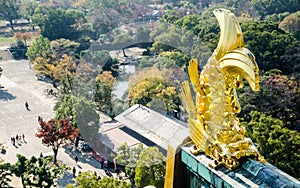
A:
[9, 20, 14, 31]
[21, 175, 25, 188]
[53, 148, 58, 164]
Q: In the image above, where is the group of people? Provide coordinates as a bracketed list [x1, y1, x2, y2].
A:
[46, 88, 57, 97]
[10, 134, 25, 146]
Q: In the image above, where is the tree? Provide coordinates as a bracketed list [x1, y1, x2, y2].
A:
[20, 0, 38, 29]
[242, 111, 300, 180]
[13, 32, 32, 46]
[0, 163, 12, 188]
[50, 39, 80, 58]
[250, 0, 300, 18]
[95, 71, 116, 113]
[11, 154, 65, 188]
[33, 54, 77, 84]
[36, 119, 79, 163]
[279, 11, 300, 40]
[158, 51, 190, 68]
[238, 70, 300, 129]
[0, 0, 20, 30]
[26, 36, 52, 62]
[32, 7, 85, 40]
[128, 77, 180, 114]
[12, 154, 27, 187]
[24, 156, 65, 187]
[280, 46, 300, 79]
[66, 171, 131, 188]
[160, 10, 180, 24]
[73, 97, 100, 147]
[115, 142, 144, 181]
[134, 147, 166, 188]
[241, 20, 300, 72]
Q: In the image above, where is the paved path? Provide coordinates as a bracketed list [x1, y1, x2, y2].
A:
[0, 59, 117, 187]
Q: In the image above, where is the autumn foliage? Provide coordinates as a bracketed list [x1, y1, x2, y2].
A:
[36, 118, 79, 163]
[13, 32, 32, 46]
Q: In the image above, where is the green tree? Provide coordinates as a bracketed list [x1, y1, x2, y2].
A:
[115, 142, 144, 181]
[95, 71, 116, 113]
[0, 0, 20, 30]
[50, 39, 80, 58]
[66, 171, 131, 188]
[73, 97, 100, 146]
[11, 154, 65, 188]
[174, 14, 200, 35]
[20, 0, 38, 29]
[134, 147, 166, 188]
[160, 10, 180, 24]
[158, 51, 190, 68]
[26, 35, 52, 62]
[0, 163, 12, 188]
[241, 20, 300, 72]
[12, 154, 27, 187]
[250, 0, 300, 18]
[242, 111, 300, 180]
[23, 156, 66, 188]
[32, 7, 85, 40]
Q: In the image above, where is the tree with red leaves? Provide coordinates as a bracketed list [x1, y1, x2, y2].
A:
[36, 118, 79, 163]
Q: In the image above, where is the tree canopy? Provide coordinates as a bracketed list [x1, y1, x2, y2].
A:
[11, 154, 66, 188]
[128, 77, 180, 114]
[36, 119, 79, 163]
[241, 20, 300, 72]
[66, 171, 131, 188]
[32, 7, 85, 40]
[241, 111, 300, 180]
[0, 0, 20, 30]
[134, 147, 166, 188]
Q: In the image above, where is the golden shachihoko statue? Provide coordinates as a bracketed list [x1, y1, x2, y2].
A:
[164, 8, 265, 187]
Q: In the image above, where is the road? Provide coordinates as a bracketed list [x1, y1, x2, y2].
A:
[0, 59, 116, 187]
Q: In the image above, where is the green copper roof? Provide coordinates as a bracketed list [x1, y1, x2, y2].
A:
[181, 146, 300, 188]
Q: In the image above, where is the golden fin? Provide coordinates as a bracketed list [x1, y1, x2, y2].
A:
[213, 8, 244, 60]
[188, 59, 200, 88]
[181, 81, 197, 118]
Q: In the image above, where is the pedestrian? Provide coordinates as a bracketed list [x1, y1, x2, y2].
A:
[25, 102, 29, 110]
[22, 134, 25, 142]
[75, 155, 78, 164]
[72, 167, 76, 177]
[12, 137, 15, 145]
[16, 135, 19, 143]
[38, 116, 42, 122]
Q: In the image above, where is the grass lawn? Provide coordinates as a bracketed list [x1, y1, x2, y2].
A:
[0, 37, 15, 43]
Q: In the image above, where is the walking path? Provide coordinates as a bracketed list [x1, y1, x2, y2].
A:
[0, 59, 118, 187]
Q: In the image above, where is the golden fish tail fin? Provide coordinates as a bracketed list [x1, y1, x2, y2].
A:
[188, 59, 200, 89]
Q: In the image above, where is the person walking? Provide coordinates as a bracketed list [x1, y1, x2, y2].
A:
[72, 167, 76, 177]
[22, 134, 25, 142]
[25, 102, 29, 111]
[75, 155, 78, 164]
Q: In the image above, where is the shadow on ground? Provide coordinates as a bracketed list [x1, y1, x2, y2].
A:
[56, 171, 75, 187]
[0, 89, 16, 100]
[63, 145, 102, 169]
